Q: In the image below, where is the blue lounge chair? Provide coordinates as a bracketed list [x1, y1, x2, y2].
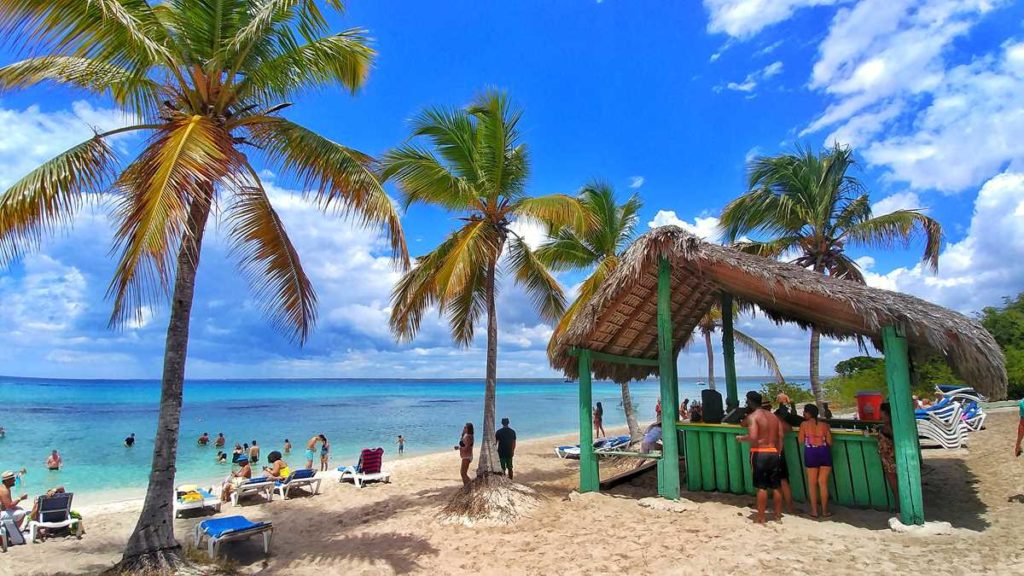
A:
[194, 515, 273, 558]
[29, 492, 82, 543]
[274, 468, 321, 500]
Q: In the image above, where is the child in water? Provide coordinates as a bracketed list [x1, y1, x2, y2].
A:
[397, 435, 406, 455]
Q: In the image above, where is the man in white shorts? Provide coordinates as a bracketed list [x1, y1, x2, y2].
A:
[0, 470, 28, 530]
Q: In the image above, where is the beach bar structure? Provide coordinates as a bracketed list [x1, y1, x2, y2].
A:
[551, 226, 1007, 525]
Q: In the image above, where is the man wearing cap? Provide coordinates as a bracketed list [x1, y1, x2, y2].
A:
[0, 470, 28, 529]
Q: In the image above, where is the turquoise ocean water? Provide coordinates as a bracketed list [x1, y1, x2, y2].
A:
[0, 375, 803, 499]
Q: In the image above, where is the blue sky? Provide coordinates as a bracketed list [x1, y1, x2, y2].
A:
[1, 0, 1023, 380]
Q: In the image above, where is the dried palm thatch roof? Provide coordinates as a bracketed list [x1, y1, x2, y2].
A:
[550, 226, 1007, 399]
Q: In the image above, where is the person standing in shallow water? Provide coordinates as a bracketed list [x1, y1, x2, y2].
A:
[249, 440, 260, 465]
[396, 435, 405, 455]
[124, 433, 135, 448]
[455, 423, 474, 486]
[318, 434, 330, 472]
[495, 418, 517, 480]
[283, 439, 292, 454]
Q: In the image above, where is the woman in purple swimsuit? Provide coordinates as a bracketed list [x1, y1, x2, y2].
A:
[798, 404, 833, 518]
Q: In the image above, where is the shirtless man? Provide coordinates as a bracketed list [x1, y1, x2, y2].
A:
[305, 435, 320, 470]
[0, 470, 29, 530]
[736, 391, 785, 523]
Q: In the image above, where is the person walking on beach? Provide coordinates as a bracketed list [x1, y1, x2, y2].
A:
[214, 433, 225, 448]
[736, 391, 784, 524]
[305, 436, 320, 470]
[396, 435, 406, 455]
[0, 470, 29, 530]
[319, 434, 330, 472]
[799, 404, 833, 519]
[198, 432, 210, 446]
[46, 450, 62, 471]
[124, 433, 135, 448]
[249, 440, 260, 465]
[594, 402, 606, 439]
[1015, 397, 1024, 458]
[455, 423, 474, 486]
[284, 439, 292, 454]
[496, 418, 517, 480]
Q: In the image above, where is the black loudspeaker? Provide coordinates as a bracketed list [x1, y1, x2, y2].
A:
[723, 406, 746, 424]
[701, 389, 724, 424]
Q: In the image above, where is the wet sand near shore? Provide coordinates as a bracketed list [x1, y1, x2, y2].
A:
[5, 411, 1024, 576]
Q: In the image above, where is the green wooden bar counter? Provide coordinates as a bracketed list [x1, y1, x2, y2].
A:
[678, 422, 894, 511]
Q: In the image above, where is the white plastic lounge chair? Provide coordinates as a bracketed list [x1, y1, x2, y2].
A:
[274, 468, 321, 500]
[194, 515, 273, 558]
[338, 448, 390, 488]
[173, 486, 221, 517]
[230, 477, 275, 506]
[555, 435, 631, 459]
[28, 492, 82, 543]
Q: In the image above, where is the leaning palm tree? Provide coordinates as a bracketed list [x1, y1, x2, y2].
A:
[536, 182, 645, 438]
[719, 143, 941, 406]
[383, 91, 583, 517]
[0, 1, 405, 570]
[695, 304, 784, 389]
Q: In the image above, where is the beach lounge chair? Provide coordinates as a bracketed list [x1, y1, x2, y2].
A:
[555, 435, 631, 459]
[173, 486, 221, 517]
[338, 447, 390, 488]
[230, 477, 275, 506]
[28, 492, 82, 543]
[274, 468, 321, 500]
[194, 515, 273, 558]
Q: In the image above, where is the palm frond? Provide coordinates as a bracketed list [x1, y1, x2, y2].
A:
[108, 114, 239, 327]
[507, 234, 566, 323]
[237, 29, 373, 103]
[842, 209, 942, 272]
[734, 328, 785, 383]
[380, 144, 478, 211]
[246, 116, 408, 266]
[0, 56, 161, 117]
[225, 167, 316, 344]
[513, 194, 590, 233]
[828, 252, 865, 284]
[732, 235, 802, 260]
[534, 229, 600, 272]
[0, 135, 118, 264]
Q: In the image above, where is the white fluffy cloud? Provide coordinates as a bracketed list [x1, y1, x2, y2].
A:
[859, 171, 1024, 313]
[703, 0, 842, 38]
[648, 210, 721, 241]
[723, 60, 785, 93]
[629, 176, 645, 189]
[871, 191, 927, 215]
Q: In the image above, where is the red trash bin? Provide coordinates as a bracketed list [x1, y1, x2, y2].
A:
[855, 391, 883, 421]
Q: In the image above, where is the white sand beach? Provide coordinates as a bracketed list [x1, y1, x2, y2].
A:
[4, 410, 1024, 576]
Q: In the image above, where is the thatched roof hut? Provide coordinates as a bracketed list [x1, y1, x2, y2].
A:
[550, 226, 1007, 400]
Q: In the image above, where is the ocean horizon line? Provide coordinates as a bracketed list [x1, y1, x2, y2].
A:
[0, 374, 817, 383]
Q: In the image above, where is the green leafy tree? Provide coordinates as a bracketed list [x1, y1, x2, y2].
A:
[0, 1, 406, 569]
[384, 91, 583, 498]
[720, 143, 943, 407]
[980, 293, 1024, 398]
[536, 182, 645, 438]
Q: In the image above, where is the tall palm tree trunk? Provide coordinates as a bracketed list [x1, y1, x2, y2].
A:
[704, 331, 716, 390]
[619, 382, 641, 440]
[809, 327, 824, 408]
[118, 193, 212, 570]
[476, 258, 501, 476]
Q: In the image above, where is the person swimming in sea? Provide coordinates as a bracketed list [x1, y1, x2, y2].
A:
[46, 450, 62, 471]
[216, 451, 227, 464]
[124, 433, 135, 447]
[198, 432, 210, 446]
[283, 439, 292, 454]
[214, 433, 225, 448]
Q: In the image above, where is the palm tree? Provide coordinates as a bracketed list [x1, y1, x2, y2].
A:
[383, 91, 583, 494]
[695, 305, 783, 389]
[536, 182, 645, 438]
[719, 143, 941, 406]
[0, 1, 406, 569]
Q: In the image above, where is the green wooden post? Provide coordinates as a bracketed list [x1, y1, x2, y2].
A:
[720, 293, 739, 412]
[882, 326, 925, 525]
[578, 349, 599, 493]
[657, 257, 680, 500]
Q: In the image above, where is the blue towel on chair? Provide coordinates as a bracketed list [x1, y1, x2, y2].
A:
[199, 515, 269, 538]
[244, 476, 269, 485]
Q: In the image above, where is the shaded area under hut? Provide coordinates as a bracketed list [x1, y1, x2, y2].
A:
[550, 226, 1007, 526]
